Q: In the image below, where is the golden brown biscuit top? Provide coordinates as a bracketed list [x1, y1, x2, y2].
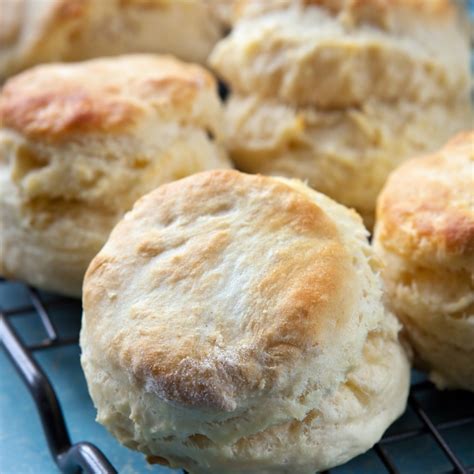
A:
[376, 132, 474, 269]
[83, 170, 358, 411]
[235, 0, 455, 24]
[0, 54, 216, 141]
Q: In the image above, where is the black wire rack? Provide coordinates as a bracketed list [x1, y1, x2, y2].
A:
[1, 277, 473, 474]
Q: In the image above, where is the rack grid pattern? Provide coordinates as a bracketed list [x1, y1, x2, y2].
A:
[1, 277, 473, 474]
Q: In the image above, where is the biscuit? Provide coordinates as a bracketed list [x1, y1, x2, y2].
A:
[0, 54, 231, 296]
[210, 0, 471, 226]
[0, 0, 230, 79]
[81, 170, 410, 473]
[374, 132, 474, 391]
[213, 0, 469, 108]
[223, 94, 470, 227]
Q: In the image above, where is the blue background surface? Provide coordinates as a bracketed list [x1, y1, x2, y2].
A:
[0, 282, 474, 474]
[1, 283, 473, 474]
[1, 3, 474, 473]
[0, 282, 180, 474]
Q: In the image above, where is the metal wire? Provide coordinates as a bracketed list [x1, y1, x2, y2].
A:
[0, 278, 473, 474]
[0, 280, 117, 474]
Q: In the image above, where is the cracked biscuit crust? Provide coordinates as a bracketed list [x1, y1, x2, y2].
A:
[81, 170, 410, 473]
[374, 132, 474, 391]
[0, 55, 231, 296]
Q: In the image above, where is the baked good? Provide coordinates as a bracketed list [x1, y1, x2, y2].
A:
[374, 132, 474, 391]
[0, 0, 231, 79]
[210, 0, 471, 227]
[223, 94, 469, 225]
[0, 54, 231, 296]
[81, 170, 410, 473]
[214, 0, 468, 108]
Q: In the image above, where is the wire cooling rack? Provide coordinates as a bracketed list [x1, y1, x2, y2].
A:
[0, 277, 473, 474]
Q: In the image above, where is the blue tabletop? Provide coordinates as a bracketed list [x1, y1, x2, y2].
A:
[1, 281, 473, 474]
[0, 282, 177, 474]
[2, 3, 474, 473]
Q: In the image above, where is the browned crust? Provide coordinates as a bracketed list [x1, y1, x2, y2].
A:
[0, 55, 215, 141]
[53, 0, 89, 20]
[83, 170, 354, 410]
[235, 0, 454, 21]
[0, 87, 139, 139]
[376, 132, 474, 263]
[147, 455, 170, 466]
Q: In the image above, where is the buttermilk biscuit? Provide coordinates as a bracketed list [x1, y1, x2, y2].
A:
[0, 55, 231, 296]
[0, 0, 231, 79]
[210, 0, 471, 227]
[374, 132, 474, 392]
[81, 170, 410, 473]
[213, 0, 469, 108]
[224, 94, 469, 226]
